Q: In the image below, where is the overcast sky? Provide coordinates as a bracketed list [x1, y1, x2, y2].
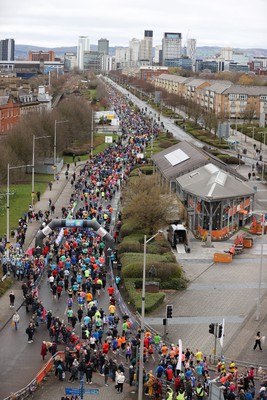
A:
[0, 0, 266, 49]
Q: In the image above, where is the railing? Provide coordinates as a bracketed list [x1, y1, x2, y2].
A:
[2, 351, 65, 400]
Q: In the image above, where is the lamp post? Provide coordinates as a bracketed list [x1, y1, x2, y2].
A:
[91, 110, 94, 158]
[32, 135, 51, 209]
[54, 120, 69, 179]
[7, 163, 32, 257]
[138, 231, 162, 400]
[260, 132, 266, 181]
[253, 212, 266, 320]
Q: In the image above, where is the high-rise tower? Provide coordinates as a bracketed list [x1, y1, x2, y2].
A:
[98, 38, 109, 55]
[139, 30, 153, 65]
[187, 38, 197, 71]
[0, 38, 15, 61]
[77, 36, 90, 70]
[162, 32, 182, 66]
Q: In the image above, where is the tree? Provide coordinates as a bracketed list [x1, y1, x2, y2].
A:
[243, 103, 256, 123]
[121, 174, 176, 235]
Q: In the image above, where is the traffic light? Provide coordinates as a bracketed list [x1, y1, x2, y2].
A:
[218, 324, 223, 338]
[209, 323, 215, 335]
[166, 305, 173, 319]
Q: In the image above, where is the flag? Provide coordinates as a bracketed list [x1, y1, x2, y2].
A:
[176, 339, 182, 370]
[220, 318, 225, 348]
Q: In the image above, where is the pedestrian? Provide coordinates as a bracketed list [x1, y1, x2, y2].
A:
[9, 291, 15, 308]
[103, 359, 110, 386]
[115, 276, 121, 290]
[196, 382, 205, 399]
[51, 204, 55, 214]
[253, 331, 263, 351]
[41, 341, 48, 360]
[85, 362, 93, 384]
[48, 181, 53, 191]
[26, 322, 35, 343]
[36, 191, 41, 201]
[12, 311, 20, 330]
[116, 371, 126, 393]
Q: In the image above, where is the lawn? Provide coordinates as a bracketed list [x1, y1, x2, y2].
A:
[0, 134, 120, 238]
[0, 180, 49, 237]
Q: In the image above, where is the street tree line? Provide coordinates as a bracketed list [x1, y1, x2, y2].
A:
[0, 74, 110, 184]
[109, 71, 260, 135]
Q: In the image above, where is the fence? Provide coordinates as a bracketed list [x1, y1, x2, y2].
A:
[2, 351, 65, 400]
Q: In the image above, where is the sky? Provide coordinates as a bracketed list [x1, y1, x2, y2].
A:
[0, 0, 266, 49]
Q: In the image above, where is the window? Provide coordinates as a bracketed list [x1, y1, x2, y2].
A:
[229, 94, 237, 100]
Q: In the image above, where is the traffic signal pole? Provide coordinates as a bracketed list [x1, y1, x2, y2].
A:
[213, 323, 218, 364]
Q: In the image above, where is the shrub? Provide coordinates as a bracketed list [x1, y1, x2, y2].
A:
[124, 279, 165, 313]
[119, 222, 136, 238]
[0, 277, 13, 297]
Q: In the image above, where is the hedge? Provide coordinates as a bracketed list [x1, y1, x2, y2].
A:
[124, 279, 165, 313]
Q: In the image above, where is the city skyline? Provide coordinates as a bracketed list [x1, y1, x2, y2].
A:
[0, 0, 266, 50]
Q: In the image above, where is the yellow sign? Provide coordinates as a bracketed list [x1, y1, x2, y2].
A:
[6, 242, 10, 249]
[31, 192, 35, 197]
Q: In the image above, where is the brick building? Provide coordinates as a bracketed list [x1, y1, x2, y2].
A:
[28, 50, 55, 62]
[0, 95, 20, 134]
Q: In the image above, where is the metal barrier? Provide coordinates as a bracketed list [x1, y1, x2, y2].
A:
[2, 351, 65, 400]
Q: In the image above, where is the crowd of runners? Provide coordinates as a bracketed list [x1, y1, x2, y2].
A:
[1, 84, 267, 400]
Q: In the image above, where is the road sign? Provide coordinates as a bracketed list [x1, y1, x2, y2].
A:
[84, 388, 99, 395]
[65, 388, 99, 396]
[65, 388, 80, 395]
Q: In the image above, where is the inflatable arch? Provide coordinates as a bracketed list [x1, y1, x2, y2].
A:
[35, 219, 114, 263]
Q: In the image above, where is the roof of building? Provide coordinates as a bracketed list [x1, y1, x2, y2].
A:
[152, 141, 209, 180]
[0, 95, 10, 105]
[223, 84, 267, 96]
[152, 141, 246, 182]
[156, 74, 192, 84]
[203, 81, 232, 94]
[176, 163, 255, 200]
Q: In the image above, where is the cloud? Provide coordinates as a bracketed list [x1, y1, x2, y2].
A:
[0, 0, 266, 49]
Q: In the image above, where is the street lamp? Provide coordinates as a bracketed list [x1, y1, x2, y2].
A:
[7, 163, 32, 257]
[32, 135, 51, 209]
[138, 231, 162, 400]
[253, 211, 266, 320]
[247, 126, 256, 141]
[259, 132, 266, 181]
[90, 110, 94, 158]
[54, 120, 69, 179]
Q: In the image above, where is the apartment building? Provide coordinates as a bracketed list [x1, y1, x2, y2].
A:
[0, 95, 20, 133]
[155, 73, 267, 120]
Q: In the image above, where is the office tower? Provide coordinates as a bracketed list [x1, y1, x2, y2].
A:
[98, 38, 109, 55]
[77, 36, 90, 70]
[221, 47, 233, 61]
[0, 38, 15, 61]
[139, 30, 153, 65]
[162, 32, 182, 66]
[154, 45, 162, 64]
[129, 38, 140, 66]
[115, 47, 130, 68]
[187, 38, 197, 71]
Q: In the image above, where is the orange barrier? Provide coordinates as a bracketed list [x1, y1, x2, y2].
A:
[213, 253, 233, 263]
[36, 350, 65, 385]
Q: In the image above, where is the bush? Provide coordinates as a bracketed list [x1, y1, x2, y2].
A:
[0, 277, 13, 296]
[124, 279, 165, 313]
[119, 222, 136, 238]
[160, 140, 174, 149]
[121, 257, 182, 280]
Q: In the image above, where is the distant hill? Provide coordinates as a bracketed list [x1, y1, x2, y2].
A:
[15, 44, 267, 60]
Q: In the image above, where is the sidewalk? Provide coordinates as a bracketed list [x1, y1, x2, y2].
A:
[0, 161, 80, 332]
[31, 368, 137, 400]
